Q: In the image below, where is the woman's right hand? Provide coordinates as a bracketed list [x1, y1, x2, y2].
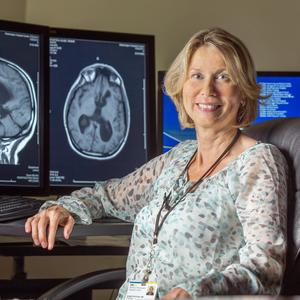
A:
[25, 205, 75, 250]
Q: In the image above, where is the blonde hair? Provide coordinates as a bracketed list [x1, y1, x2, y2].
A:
[164, 27, 265, 128]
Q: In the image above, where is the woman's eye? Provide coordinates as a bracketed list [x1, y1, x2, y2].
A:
[217, 73, 230, 81]
[191, 73, 203, 80]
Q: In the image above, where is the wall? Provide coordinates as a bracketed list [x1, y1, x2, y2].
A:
[24, 0, 300, 72]
[0, 0, 26, 22]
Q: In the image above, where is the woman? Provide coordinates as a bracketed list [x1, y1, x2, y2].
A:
[25, 28, 287, 299]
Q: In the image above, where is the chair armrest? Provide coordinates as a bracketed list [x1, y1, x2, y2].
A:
[37, 268, 126, 300]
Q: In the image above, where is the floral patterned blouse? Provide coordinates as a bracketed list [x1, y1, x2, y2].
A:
[41, 140, 288, 299]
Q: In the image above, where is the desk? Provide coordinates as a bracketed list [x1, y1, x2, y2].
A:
[0, 217, 133, 237]
[0, 217, 133, 299]
[0, 217, 133, 255]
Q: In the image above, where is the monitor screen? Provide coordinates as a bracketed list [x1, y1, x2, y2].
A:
[158, 71, 300, 153]
[255, 72, 300, 123]
[0, 20, 48, 195]
[49, 28, 155, 193]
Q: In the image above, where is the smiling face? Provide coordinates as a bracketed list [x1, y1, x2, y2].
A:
[182, 44, 242, 132]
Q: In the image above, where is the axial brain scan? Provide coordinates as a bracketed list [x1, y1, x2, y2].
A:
[0, 58, 36, 165]
[64, 63, 130, 160]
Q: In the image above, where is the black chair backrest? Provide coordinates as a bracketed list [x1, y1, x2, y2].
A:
[244, 118, 300, 294]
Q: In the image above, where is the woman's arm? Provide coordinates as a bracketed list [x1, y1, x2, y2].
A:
[25, 142, 183, 249]
[41, 149, 173, 224]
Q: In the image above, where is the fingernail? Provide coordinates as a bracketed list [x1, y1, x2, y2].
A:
[41, 242, 47, 248]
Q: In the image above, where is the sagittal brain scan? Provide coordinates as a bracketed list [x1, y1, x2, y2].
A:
[0, 57, 36, 165]
[64, 63, 130, 160]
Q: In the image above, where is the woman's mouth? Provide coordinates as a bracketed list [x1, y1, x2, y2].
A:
[196, 103, 221, 112]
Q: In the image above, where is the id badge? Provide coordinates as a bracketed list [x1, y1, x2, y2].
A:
[125, 281, 158, 300]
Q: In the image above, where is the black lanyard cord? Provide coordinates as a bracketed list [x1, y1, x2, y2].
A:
[152, 129, 241, 245]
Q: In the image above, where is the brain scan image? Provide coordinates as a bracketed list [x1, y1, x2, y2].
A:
[64, 63, 130, 160]
[0, 58, 37, 165]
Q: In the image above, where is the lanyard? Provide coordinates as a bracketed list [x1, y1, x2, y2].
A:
[153, 129, 241, 245]
[142, 129, 241, 282]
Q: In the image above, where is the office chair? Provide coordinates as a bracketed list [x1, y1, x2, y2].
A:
[37, 118, 300, 299]
[37, 268, 126, 300]
[243, 117, 300, 295]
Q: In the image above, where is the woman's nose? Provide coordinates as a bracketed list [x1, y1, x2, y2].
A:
[201, 78, 216, 97]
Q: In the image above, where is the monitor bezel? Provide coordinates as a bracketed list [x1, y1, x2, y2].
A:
[0, 20, 49, 196]
[157, 71, 166, 155]
[48, 27, 156, 194]
[257, 71, 300, 77]
[157, 70, 300, 154]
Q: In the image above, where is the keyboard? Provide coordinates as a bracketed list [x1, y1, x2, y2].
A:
[0, 196, 44, 222]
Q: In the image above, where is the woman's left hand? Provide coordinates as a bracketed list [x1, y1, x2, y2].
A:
[160, 287, 192, 299]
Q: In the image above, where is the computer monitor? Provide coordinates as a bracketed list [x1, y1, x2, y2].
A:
[158, 71, 300, 153]
[49, 27, 155, 193]
[0, 20, 49, 195]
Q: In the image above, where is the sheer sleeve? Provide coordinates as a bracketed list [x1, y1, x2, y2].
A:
[176, 144, 288, 296]
[40, 146, 178, 224]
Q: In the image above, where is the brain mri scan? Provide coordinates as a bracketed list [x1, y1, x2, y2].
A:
[64, 63, 130, 160]
[0, 58, 37, 165]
